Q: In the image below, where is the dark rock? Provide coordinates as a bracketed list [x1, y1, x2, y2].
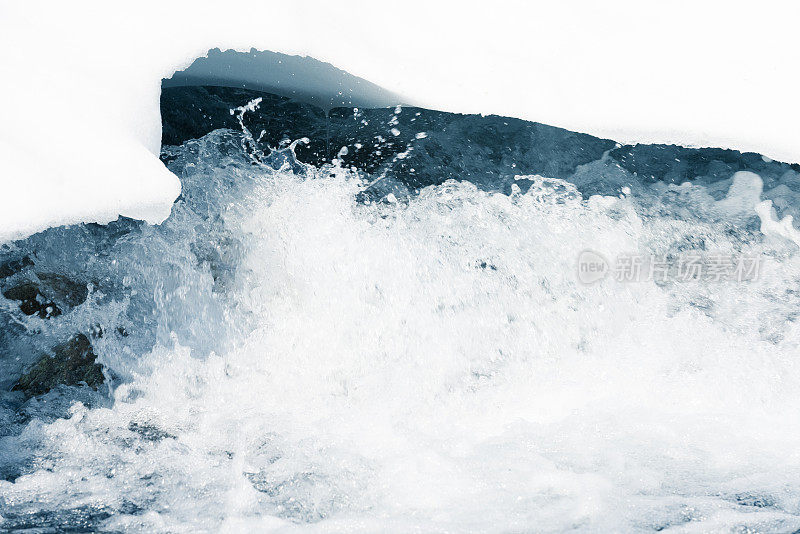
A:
[0, 255, 33, 278]
[2, 274, 86, 319]
[163, 48, 401, 111]
[161, 85, 616, 193]
[608, 144, 800, 186]
[2, 282, 60, 318]
[328, 106, 618, 191]
[36, 272, 88, 308]
[11, 333, 104, 398]
[161, 85, 800, 197]
[160, 85, 327, 163]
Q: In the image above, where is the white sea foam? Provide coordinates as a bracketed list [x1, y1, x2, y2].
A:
[2, 130, 800, 532]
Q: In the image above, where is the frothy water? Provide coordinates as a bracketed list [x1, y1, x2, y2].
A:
[2, 128, 800, 532]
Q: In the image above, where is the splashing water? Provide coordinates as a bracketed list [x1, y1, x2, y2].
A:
[2, 126, 800, 533]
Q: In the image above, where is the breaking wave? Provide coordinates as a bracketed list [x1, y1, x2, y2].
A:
[3, 106, 800, 532]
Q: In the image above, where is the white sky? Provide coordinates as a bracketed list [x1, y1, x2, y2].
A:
[1, 0, 798, 241]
